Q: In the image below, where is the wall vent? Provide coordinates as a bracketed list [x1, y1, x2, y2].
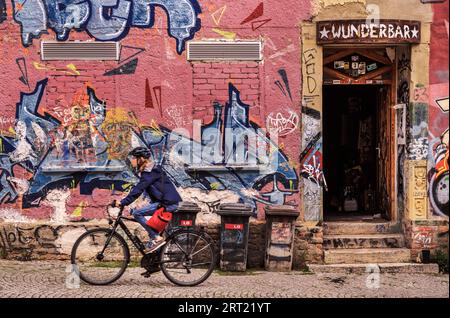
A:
[41, 41, 120, 61]
[187, 41, 262, 61]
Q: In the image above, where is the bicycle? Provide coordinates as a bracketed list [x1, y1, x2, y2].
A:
[70, 204, 216, 286]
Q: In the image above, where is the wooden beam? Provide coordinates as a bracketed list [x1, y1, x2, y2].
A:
[323, 49, 355, 65]
[323, 80, 392, 85]
[323, 66, 353, 81]
[355, 49, 393, 65]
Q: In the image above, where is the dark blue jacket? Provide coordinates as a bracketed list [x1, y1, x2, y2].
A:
[120, 166, 182, 207]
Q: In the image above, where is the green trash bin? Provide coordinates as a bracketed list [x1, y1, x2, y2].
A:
[217, 203, 254, 271]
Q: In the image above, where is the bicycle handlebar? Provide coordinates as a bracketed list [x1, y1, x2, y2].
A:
[108, 200, 125, 218]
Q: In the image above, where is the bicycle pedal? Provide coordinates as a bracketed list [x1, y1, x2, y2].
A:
[141, 271, 151, 278]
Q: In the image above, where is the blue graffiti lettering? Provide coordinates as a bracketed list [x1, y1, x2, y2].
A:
[11, 0, 201, 54]
[46, 1, 91, 41]
[86, 0, 132, 40]
[13, 0, 48, 46]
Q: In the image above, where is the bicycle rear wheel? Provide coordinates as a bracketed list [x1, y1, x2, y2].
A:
[160, 230, 216, 286]
[71, 228, 130, 285]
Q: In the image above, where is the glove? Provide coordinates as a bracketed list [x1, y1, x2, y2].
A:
[111, 200, 122, 208]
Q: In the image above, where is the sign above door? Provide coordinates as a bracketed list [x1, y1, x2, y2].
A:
[317, 20, 421, 44]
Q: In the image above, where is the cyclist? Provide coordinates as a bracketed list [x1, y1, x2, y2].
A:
[113, 147, 182, 253]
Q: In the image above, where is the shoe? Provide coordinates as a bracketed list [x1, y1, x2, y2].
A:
[144, 237, 166, 254]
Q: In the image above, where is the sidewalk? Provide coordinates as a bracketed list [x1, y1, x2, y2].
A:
[0, 260, 448, 298]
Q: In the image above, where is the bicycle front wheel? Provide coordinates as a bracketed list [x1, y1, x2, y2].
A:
[71, 228, 130, 285]
[160, 230, 216, 286]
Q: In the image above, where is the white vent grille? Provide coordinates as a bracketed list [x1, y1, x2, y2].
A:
[41, 41, 120, 61]
[187, 41, 262, 61]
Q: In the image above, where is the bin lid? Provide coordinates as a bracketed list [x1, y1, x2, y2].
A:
[217, 203, 254, 216]
[264, 205, 299, 217]
[176, 201, 201, 213]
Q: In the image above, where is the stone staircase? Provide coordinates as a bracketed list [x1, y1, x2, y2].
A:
[307, 221, 439, 273]
[322, 221, 412, 264]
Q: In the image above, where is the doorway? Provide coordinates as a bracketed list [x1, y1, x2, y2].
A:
[323, 84, 392, 221]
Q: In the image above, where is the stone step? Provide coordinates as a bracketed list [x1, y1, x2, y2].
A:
[308, 263, 439, 274]
[323, 222, 400, 235]
[324, 248, 411, 264]
[323, 234, 405, 249]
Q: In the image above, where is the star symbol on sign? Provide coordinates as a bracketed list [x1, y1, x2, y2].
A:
[411, 27, 419, 38]
[320, 27, 330, 39]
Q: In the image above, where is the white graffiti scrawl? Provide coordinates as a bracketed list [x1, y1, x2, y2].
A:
[266, 111, 299, 137]
[12, 0, 202, 54]
[301, 155, 327, 190]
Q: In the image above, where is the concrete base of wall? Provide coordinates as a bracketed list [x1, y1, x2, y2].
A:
[0, 220, 149, 261]
[0, 220, 325, 269]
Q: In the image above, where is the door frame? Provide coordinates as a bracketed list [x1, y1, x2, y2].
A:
[300, 38, 404, 224]
[321, 48, 396, 221]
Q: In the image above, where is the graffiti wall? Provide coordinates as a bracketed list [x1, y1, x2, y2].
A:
[428, 0, 449, 218]
[11, 0, 201, 54]
[1, 80, 298, 215]
[396, 45, 411, 220]
[0, 0, 310, 222]
[300, 24, 324, 223]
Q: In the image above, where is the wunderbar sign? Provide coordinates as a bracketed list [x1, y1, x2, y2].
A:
[317, 20, 421, 44]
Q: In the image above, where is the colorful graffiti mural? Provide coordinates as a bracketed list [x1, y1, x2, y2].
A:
[0, 81, 298, 216]
[300, 106, 324, 221]
[429, 138, 449, 217]
[11, 0, 201, 54]
[427, 0, 449, 218]
[428, 84, 449, 217]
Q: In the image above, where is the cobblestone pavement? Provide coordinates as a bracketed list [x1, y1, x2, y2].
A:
[0, 260, 448, 298]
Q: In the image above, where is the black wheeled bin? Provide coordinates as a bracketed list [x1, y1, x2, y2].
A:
[170, 202, 201, 231]
[217, 203, 254, 271]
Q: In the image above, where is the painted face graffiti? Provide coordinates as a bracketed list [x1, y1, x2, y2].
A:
[101, 108, 136, 160]
[11, 0, 202, 54]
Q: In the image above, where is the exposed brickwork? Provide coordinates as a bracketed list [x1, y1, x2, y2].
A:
[248, 221, 266, 268]
[192, 61, 261, 120]
[293, 224, 324, 269]
[1, 221, 319, 269]
[403, 219, 449, 261]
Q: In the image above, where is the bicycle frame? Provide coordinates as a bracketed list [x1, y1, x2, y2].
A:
[102, 207, 147, 257]
[101, 206, 216, 269]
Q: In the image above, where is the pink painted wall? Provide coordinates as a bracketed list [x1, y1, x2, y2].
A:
[0, 1, 311, 221]
[428, 0, 449, 218]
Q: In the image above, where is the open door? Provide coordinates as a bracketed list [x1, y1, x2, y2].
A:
[322, 47, 395, 221]
[375, 86, 392, 219]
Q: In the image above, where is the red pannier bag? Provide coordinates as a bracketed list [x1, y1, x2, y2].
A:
[146, 207, 173, 233]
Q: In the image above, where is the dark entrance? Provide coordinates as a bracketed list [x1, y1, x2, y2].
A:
[323, 85, 391, 221]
